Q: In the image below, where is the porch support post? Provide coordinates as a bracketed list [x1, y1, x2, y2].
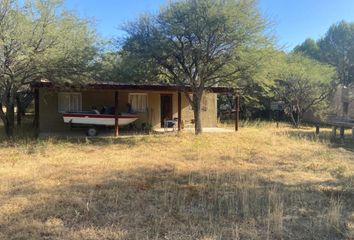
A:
[235, 94, 240, 132]
[178, 90, 182, 131]
[34, 88, 39, 137]
[114, 91, 119, 137]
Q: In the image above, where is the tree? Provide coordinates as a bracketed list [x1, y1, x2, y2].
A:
[317, 21, 354, 86]
[93, 51, 122, 82]
[293, 38, 320, 60]
[294, 21, 354, 86]
[0, 0, 97, 137]
[121, 0, 270, 134]
[218, 47, 284, 119]
[274, 54, 336, 127]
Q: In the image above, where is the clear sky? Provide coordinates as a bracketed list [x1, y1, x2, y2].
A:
[64, 0, 354, 51]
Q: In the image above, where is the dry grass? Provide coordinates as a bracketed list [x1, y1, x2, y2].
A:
[1, 122, 354, 239]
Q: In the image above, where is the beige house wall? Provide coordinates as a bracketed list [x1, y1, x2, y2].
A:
[38, 88, 218, 133]
[39, 89, 70, 132]
[178, 93, 217, 128]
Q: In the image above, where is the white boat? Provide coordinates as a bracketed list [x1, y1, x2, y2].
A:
[63, 112, 138, 126]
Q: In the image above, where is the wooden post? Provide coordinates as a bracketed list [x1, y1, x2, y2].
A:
[114, 91, 119, 137]
[34, 88, 39, 137]
[315, 125, 320, 135]
[351, 128, 354, 140]
[340, 126, 345, 139]
[178, 91, 182, 131]
[235, 94, 240, 132]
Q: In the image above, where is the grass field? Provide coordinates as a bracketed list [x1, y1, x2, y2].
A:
[1, 122, 354, 239]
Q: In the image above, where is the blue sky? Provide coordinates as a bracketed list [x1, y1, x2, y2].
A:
[64, 0, 354, 50]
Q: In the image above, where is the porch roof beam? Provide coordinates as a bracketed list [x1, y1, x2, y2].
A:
[31, 82, 236, 93]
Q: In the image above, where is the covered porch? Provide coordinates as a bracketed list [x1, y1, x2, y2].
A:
[33, 82, 239, 137]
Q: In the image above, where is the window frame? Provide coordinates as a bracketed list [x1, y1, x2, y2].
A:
[128, 93, 148, 113]
[58, 92, 82, 113]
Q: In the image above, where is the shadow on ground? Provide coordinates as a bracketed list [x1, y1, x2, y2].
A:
[0, 167, 352, 240]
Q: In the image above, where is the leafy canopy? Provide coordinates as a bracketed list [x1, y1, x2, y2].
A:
[0, 0, 97, 85]
[293, 38, 320, 60]
[294, 21, 354, 86]
[0, 0, 98, 136]
[122, 0, 270, 89]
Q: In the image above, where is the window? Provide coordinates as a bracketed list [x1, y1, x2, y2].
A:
[129, 93, 148, 112]
[58, 92, 82, 113]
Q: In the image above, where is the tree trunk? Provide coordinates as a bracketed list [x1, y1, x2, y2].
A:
[296, 104, 302, 127]
[4, 104, 15, 137]
[16, 96, 21, 126]
[193, 92, 203, 135]
[289, 110, 298, 128]
[287, 104, 301, 128]
[297, 111, 301, 127]
[1, 87, 16, 137]
[290, 111, 302, 128]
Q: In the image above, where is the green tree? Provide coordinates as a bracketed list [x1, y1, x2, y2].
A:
[121, 0, 270, 134]
[237, 47, 283, 116]
[317, 21, 354, 86]
[93, 51, 122, 82]
[294, 21, 354, 86]
[274, 54, 336, 127]
[0, 0, 97, 137]
[217, 47, 282, 119]
[293, 38, 320, 60]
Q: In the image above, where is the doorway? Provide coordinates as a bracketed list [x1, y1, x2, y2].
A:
[160, 94, 173, 127]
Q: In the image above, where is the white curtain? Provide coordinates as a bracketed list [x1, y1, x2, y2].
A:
[129, 94, 147, 112]
[58, 93, 82, 113]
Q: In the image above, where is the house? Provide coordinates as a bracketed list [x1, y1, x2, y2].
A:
[32, 81, 235, 136]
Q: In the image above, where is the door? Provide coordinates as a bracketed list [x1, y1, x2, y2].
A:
[160, 94, 173, 127]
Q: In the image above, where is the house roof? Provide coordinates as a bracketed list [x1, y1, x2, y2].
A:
[32, 81, 235, 93]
